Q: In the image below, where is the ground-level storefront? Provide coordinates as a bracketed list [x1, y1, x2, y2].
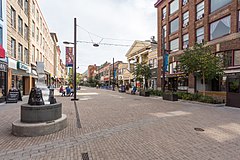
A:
[0, 61, 7, 103]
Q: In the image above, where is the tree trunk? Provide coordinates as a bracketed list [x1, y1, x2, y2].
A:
[202, 73, 206, 96]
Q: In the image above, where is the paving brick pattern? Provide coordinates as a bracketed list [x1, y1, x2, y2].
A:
[0, 87, 240, 159]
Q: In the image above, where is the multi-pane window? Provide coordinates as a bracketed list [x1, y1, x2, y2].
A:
[170, 38, 179, 51]
[18, 16, 23, 35]
[196, 27, 204, 43]
[183, 34, 189, 49]
[32, 45, 35, 62]
[24, 0, 28, 15]
[18, 0, 23, 8]
[24, 24, 28, 40]
[162, 7, 166, 20]
[183, 11, 189, 27]
[40, 33, 42, 45]
[36, 28, 39, 42]
[24, 48, 28, 64]
[170, 18, 179, 34]
[162, 25, 166, 37]
[11, 38, 16, 58]
[40, 17, 42, 30]
[0, 27, 2, 45]
[210, 0, 231, 13]
[234, 50, 240, 66]
[196, 1, 204, 20]
[32, 0, 35, 16]
[18, 43, 23, 61]
[36, 10, 39, 23]
[36, 49, 39, 61]
[182, 0, 188, 6]
[11, 7, 16, 28]
[170, 0, 179, 15]
[40, 52, 42, 61]
[32, 21, 35, 38]
[210, 15, 230, 40]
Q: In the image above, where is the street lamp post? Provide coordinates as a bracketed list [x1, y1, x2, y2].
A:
[112, 57, 115, 91]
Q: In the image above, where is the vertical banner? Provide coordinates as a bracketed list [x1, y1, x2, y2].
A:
[164, 53, 169, 72]
[66, 47, 73, 67]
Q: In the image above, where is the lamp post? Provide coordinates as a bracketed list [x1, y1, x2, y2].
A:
[112, 57, 115, 91]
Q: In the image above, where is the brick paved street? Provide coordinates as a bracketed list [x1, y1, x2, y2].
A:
[0, 87, 240, 160]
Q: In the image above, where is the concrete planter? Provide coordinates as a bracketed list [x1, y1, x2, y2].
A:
[139, 90, 150, 97]
[163, 93, 178, 101]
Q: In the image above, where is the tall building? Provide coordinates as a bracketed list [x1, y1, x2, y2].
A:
[0, 0, 7, 102]
[5, 0, 58, 96]
[155, 0, 240, 97]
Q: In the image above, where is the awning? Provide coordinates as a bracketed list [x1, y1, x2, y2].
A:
[0, 45, 5, 58]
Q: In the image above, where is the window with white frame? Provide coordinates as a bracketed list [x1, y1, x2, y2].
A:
[18, 43, 23, 61]
[210, 0, 231, 13]
[183, 11, 189, 27]
[162, 6, 166, 20]
[170, 0, 179, 15]
[170, 38, 179, 51]
[234, 50, 240, 66]
[196, 27, 204, 43]
[183, 34, 189, 49]
[11, 38, 16, 58]
[170, 18, 179, 34]
[162, 25, 166, 37]
[11, 7, 16, 28]
[182, 0, 188, 6]
[18, 16, 23, 35]
[210, 15, 230, 40]
[196, 1, 204, 20]
[24, 48, 28, 64]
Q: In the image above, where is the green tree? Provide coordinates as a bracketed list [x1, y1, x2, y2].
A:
[132, 63, 151, 90]
[179, 43, 223, 95]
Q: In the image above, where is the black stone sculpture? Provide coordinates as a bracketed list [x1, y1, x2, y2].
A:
[28, 88, 45, 105]
[49, 89, 57, 104]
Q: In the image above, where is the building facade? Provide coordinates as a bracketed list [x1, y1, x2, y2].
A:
[0, 0, 7, 102]
[155, 0, 240, 96]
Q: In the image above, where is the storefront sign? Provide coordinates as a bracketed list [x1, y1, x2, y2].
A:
[0, 62, 7, 72]
[17, 62, 28, 71]
[8, 58, 17, 70]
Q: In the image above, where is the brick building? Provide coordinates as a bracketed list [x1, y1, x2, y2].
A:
[155, 0, 240, 96]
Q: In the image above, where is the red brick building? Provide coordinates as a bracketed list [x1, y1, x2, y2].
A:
[155, 0, 240, 96]
[87, 64, 97, 80]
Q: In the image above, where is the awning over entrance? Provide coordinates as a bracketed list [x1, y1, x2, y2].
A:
[0, 45, 5, 59]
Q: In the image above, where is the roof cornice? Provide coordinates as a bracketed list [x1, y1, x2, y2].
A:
[154, 0, 164, 8]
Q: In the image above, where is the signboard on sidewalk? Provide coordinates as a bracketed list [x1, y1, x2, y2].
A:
[66, 47, 73, 67]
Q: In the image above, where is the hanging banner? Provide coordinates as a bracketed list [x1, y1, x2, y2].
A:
[164, 53, 169, 72]
[66, 47, 73, 67]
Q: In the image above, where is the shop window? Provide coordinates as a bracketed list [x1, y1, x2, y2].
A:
[210, 0, 231, 13]
[196, 1, 204, 20]
[162, 6, 166, 20]
[170, 0, 179, 15]
[228, 79, 240, 93]
[210, 15, 231, 40]
[196, 27, 204, 43]
[182, 11, 189, 27]
[170, 18, 179, 34]
[170, 38, 179, 52]
[234, 50, 240, 66]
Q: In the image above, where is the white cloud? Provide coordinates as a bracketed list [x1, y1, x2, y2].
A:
[38, 0, 157, 73]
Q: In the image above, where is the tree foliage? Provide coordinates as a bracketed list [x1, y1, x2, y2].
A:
[132, 63, 151, 89]
[179, 43, 223, 94]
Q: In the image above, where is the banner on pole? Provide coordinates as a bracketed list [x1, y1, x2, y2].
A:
[66, 47, 73, 67]
[164, 53, 169, 72]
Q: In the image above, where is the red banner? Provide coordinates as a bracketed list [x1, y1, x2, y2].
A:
[66, 47, 73, 67]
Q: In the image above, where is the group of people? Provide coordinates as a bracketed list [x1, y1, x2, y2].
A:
[59, 86, 74, 97]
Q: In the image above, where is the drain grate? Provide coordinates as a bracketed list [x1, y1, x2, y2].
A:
[81, 152, 89, 160]
[194, 128, 204, 132]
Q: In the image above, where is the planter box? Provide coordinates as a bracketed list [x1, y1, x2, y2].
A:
[163, 93, 178, 101]
[139, 90, 150, 97]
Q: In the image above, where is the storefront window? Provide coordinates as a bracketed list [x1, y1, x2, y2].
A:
[210, 0, 231, 13]
[0, 72, 6, 97]
[210, 15, 231, 40]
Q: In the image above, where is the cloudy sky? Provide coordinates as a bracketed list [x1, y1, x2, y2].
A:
[38, 0, 157, 73]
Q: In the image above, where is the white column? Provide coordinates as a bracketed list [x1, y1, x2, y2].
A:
[128, 60, 130, 71]
[139, 55, 142, 63]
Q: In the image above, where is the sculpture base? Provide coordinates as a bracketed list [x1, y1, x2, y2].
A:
[12, 114, 67, 137]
